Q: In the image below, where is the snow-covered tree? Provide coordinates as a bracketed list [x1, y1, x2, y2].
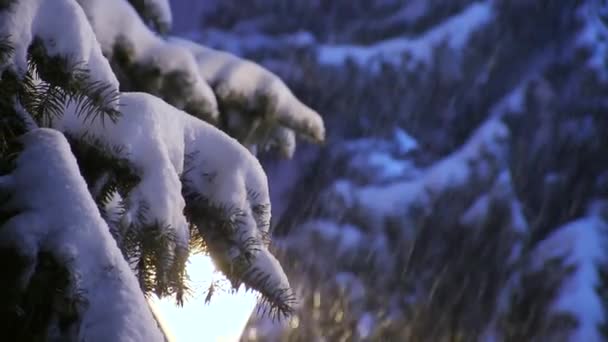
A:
[191, 0, 608, 340]
[0, 0, 324, 340]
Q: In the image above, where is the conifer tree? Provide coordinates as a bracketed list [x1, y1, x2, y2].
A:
[0, 0, 324, 340]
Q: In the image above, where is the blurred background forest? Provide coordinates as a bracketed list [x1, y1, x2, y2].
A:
[171, 1, 608, 341]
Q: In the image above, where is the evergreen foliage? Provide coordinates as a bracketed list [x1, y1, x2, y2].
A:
[0, 0, 323, 339]
[224, 0, 608, 340]
[127, 0, 171, 34]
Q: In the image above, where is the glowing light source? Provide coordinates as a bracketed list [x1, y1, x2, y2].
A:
[151, 254, 258, 342]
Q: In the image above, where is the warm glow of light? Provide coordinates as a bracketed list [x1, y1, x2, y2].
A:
[151, 254, 258, 342]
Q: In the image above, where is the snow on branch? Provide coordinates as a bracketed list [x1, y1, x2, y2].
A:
[317, 2, 493, 69]
[0, 0, 117, 88]
[577, 0, 608, 80]
[73, 0, 323, 158]
[0, 0, 120, 122]
[0, 128, 163, 341]
[173, 38, 325, 149]
[180, 109, 294, 317]
[57, 91, 191, 300]
[334, 118, 510, 231]
[267, 126, 296, 159]
[127, 0, 172, 34]
[76, 0, 219, 123]
[55, 92, 294, 316]
[0, 0, 301, 322]
[530, 216, 607, 341]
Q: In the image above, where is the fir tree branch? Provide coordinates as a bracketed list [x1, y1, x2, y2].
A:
[182, 178, 294, 319]
[26, 39, 120, 125]
[0, 35, 14, 66]
[127, 0, 171, 35]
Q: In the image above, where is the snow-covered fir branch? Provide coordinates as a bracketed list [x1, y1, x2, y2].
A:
[0, 0, 325, 339]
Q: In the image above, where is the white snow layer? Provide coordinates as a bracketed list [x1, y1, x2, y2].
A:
[425, 119, 508, 194]
[57, 93, 190, 252]
[0, 0, 118, 92]
[578, 1, 608, 79]
[352, 118, 509, 226]
[460, 170, 528, 263]
[335, 128, 420, 183]
[300, 219, 364, 254]
[0, 129, 163, 342]
[533, 216, 607, 342]
[180, 98, 273, 237]
[186, 28, 315, 57]
[56, 91, 282, 286]
[271, 126, 297, 159]
[76, 0, 219, 120]
[348, 151, 418, 181]
[172, 38, 325, 144]
[139, 0, 172, 30]
[317, 2, 492, 68]
[393, 127, 419, 154]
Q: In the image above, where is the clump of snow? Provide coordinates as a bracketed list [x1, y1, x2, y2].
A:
[76, 0, 219, 121]
[150, 0, 171, 27]
[76, 0, 154, 56]
[350, 118, 509, 229]
[0, 128, 163, 341]
[57, 93, 190, 252]
[268, 126, 296, 159]
[425, 118, 509, 194]
[305, 220, 364, 253]
[393, 127, 419, 154]
[577, 1, 608, 80]
[181, 106, 289, 305]
[172, 37, 325, 144]
[333, 130, 420, 183]
[248, 248, 291, 296]
[317, 2, 492, 69]
[181, 106, 272, 238]
[55, 92, 285, 294]
[348, 151, 418, 181]
[354, 180, 429, 230]
[0, 0, 118, 91]
[532, 216, 607, 342]
[133, 0, 172, 32]
[490, 82, 527, 118]
[317, 118, 509, 236]
[64, 93, 289, 296]
[460, 171, 528, 234]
